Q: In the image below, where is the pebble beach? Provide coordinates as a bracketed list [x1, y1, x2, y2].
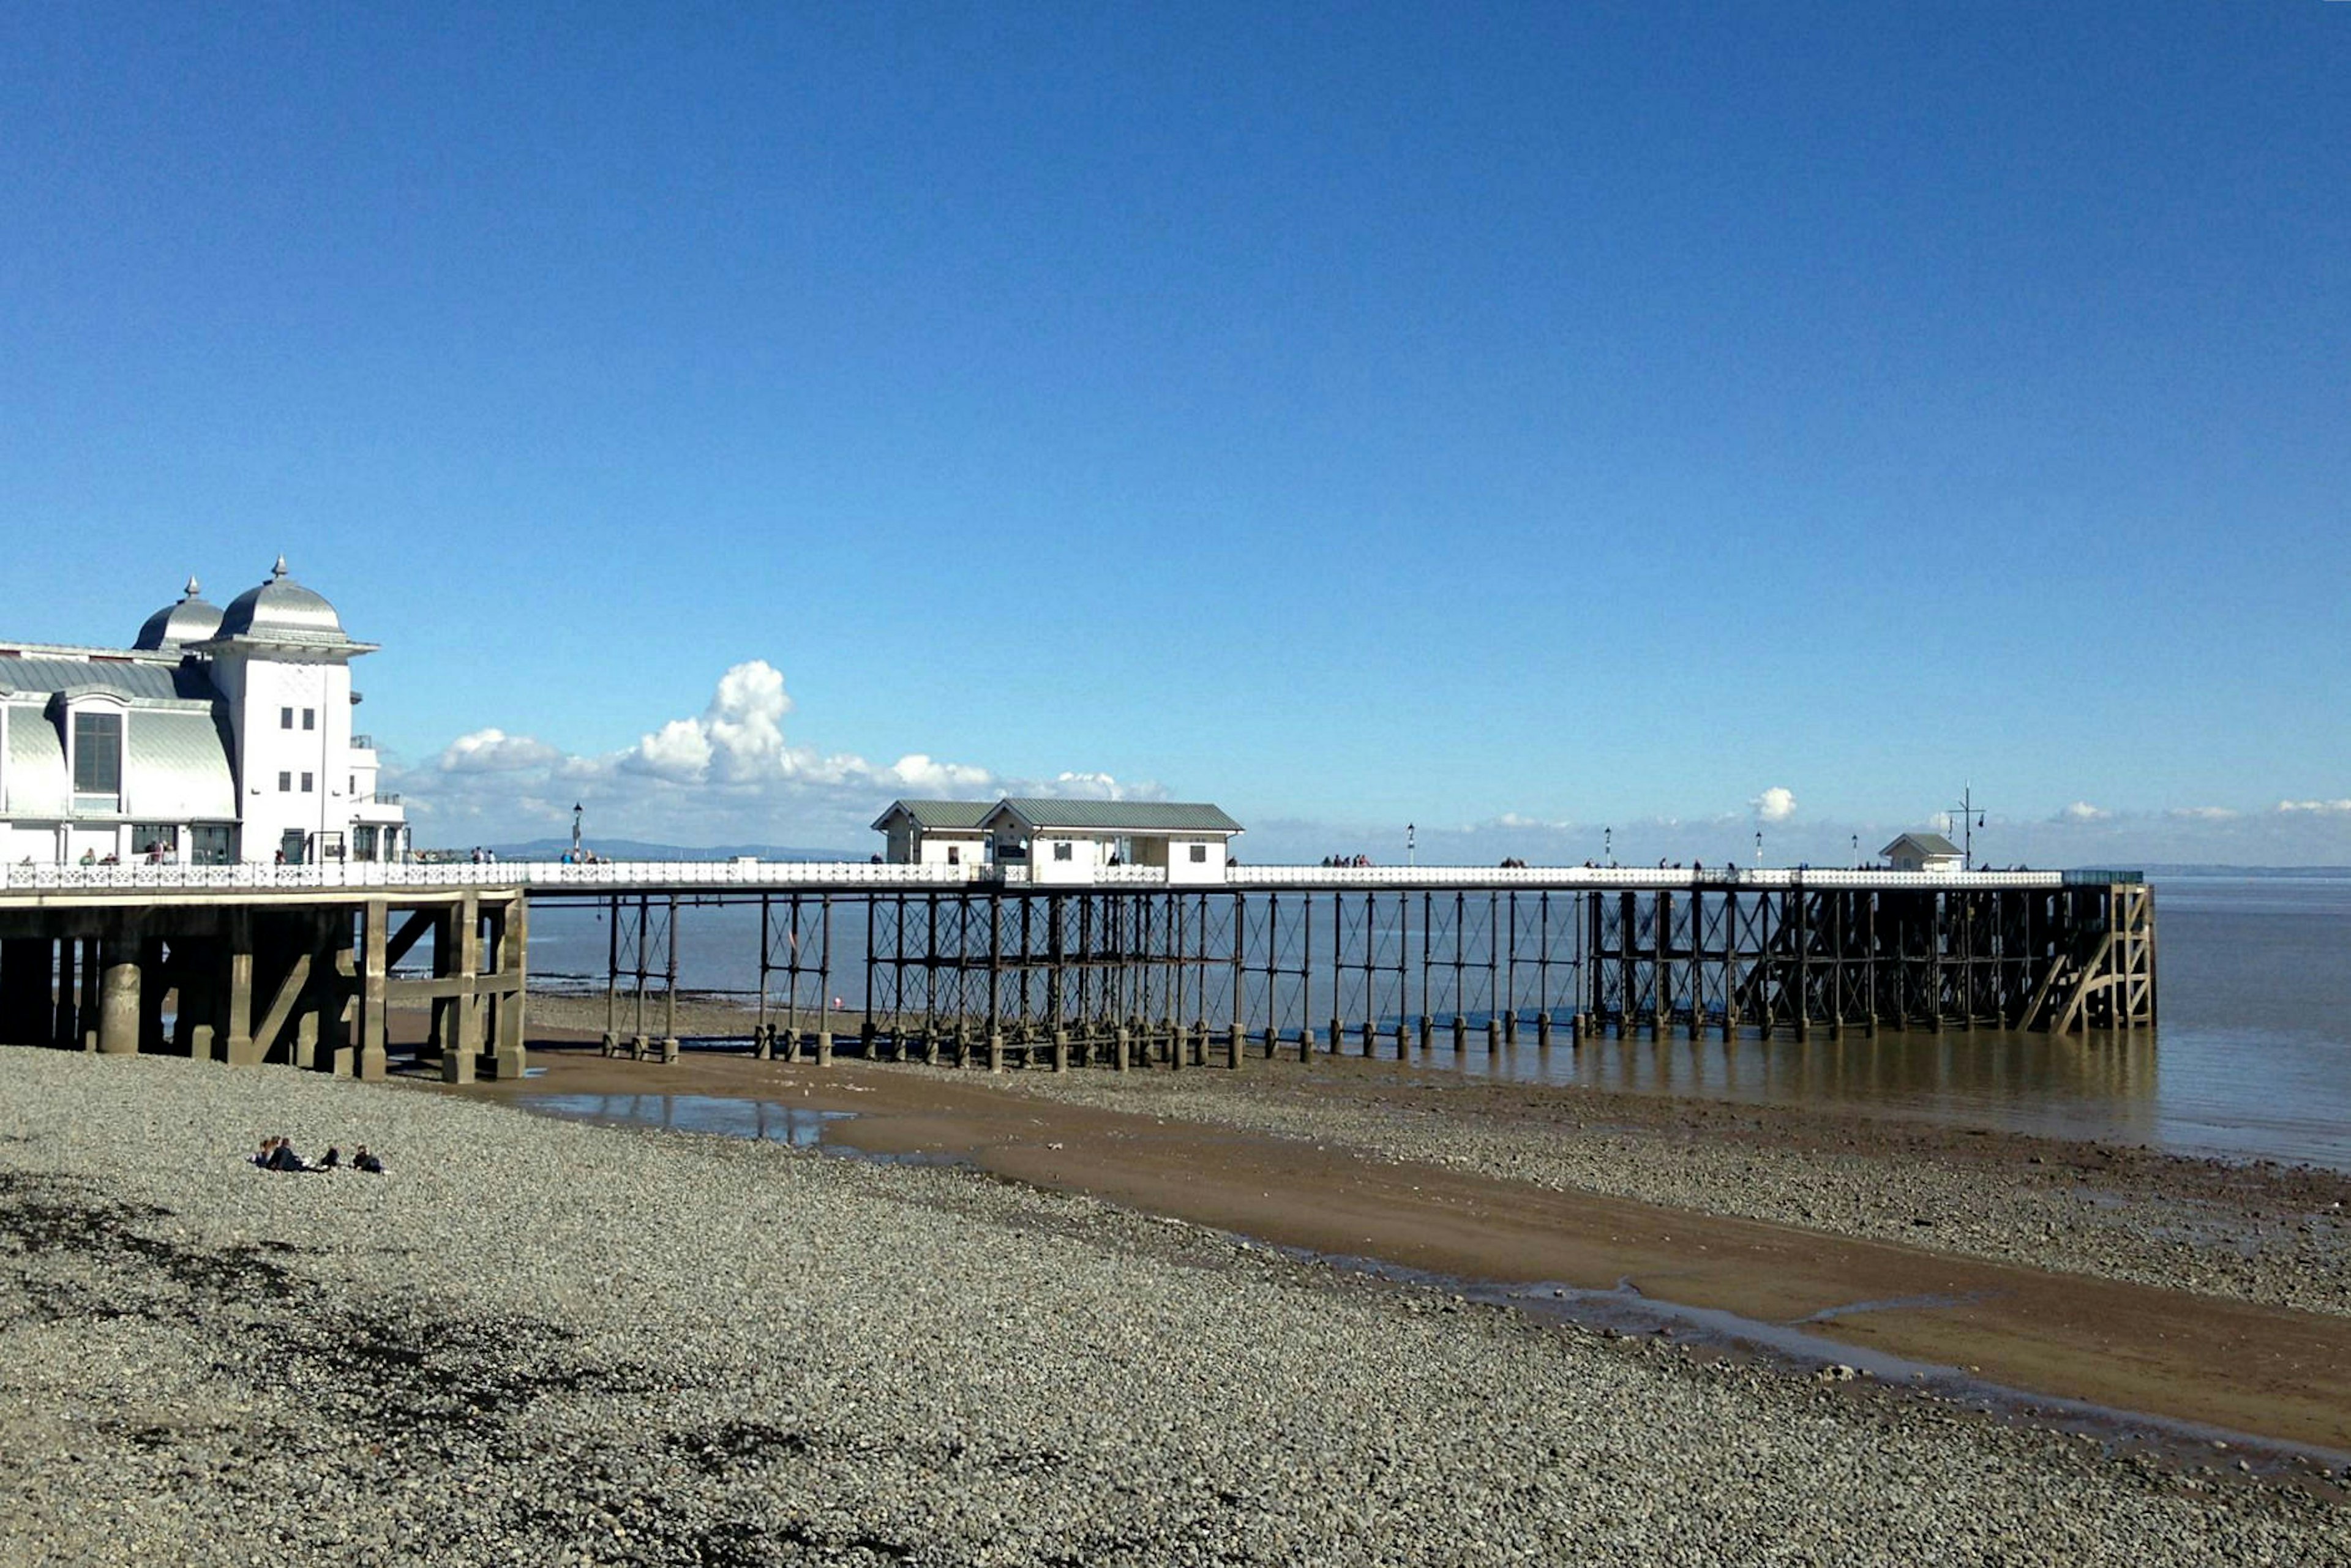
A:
[3, 1048, 2347, 1566]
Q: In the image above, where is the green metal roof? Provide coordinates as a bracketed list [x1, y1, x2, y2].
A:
[989, 798, 1242, 835]
[874, 799, 996, 831]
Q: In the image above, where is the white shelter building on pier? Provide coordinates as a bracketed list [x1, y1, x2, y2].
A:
[0, 560, 408, 866]
[1880, 832, 1964, 874]
[875, 797, 1243, 886]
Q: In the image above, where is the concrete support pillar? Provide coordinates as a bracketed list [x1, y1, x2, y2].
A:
[1327, 1017, 1342, 1059]
[80, 941, 101, 1052]
[1485, 1018, 1501, 1054]
[1051, 1029, 1070, 1073]
[224, 919, 257, 1067]
[1502, 1013, 1518, 1048]
[1113, 1026, 1130, 1073]
[1569, 1012, 1586, 1046]
[1535, 1012, 1552, 1050]
[444, 892, 481, 1084]
[813, 1029, 831, 1068]
[1227, 1022, 1246, 1070]
[1259, 1024, 1277, 1060]
[1451, 1014, 1466, 1052]
[1359, 1019, 1376, 1057]
[491, 894, 528, 1079]
[98, 946, 141, 1055]
[1297, 1024, 1315, 1063]
[986, 1032, 1005, 1074]
[860, 1018, 877, 1059]
[1396, 1020, 1414, 1057]
[353, 902, 385, 1086]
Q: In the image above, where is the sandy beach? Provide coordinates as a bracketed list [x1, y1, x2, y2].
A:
[3, 998, 2349, 1562]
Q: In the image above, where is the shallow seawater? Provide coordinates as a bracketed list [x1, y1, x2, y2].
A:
[517, 1093, 849, 1147]
[520, 874, 2351, 1171]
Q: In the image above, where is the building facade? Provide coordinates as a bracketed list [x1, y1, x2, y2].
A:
[1880, 832, 1965, 874]
[0, 561, 407, 866]
[876, 797, 1243, 885]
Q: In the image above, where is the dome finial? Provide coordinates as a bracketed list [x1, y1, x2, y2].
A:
[270, 555, 288, 580]
[183, 575, 200, 599]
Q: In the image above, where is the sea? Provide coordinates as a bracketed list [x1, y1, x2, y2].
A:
[520, 874, 2351, 1172]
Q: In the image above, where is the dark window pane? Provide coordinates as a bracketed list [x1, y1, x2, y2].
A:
[72, 712, 121, 794]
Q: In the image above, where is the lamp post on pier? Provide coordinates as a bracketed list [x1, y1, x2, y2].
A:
[1946, 787, 1985, 871]
[1406, 822, 1416, 868]
[571, 802, 583, 860]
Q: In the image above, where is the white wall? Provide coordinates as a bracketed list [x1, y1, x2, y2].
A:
[217, 653, 357, 861]
[915, 831, 984, 867]
[1164, 836, 1229, 885]
[1027, 833, 1109, 885]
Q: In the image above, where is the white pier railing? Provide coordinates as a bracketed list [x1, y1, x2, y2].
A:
[0, 858, 2093, 898]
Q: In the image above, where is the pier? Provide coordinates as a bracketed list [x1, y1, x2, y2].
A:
[0, 861, 2154, 1079]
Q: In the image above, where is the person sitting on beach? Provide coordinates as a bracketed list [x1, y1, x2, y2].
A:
[251, 1138, 277, 1168]
[353, 1146, 384, 1175]
[318, 1146, 341, 1170]
[264, 1137, 307, 1172]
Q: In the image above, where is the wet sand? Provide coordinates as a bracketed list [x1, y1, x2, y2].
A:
[451, 997, 2351, 1468]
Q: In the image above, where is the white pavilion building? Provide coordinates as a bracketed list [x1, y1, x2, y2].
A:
[0, 559, 408, 866]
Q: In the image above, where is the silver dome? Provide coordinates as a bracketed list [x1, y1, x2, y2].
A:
[133, 576, 225, 650]
[214, 557, 352, 645]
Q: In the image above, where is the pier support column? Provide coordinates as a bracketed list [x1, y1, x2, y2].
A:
[490, 895, 528, 1080]
[138, 938, 168, 1054]
[80, 942, 100, 1051]
[1113, 1026, 1131, 1072]
[1396, 1020, 1414, 1057]
[1485, 1018, 1501, 1054]
[223, 916, 257, 1067]
[814, 1029, 832, 1068]
[1051, 1029, 1070, 1073]
[98, 945, 140, 1056]
[1227, 1022, 1246, 1070]
[1535, 1012, 1551, 1050]
[51, 937, 77, 1048]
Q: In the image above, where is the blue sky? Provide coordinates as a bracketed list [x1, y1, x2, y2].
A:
[3, 3, 2346, 863]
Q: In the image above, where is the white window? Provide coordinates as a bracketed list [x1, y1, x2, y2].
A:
[1188, 844, 1207, 863]
[1052, 841, 1073, 862]
[301, 772, 314, 793]
[946, 845, 961, 865]
[280, 707, 293, 729]
[278, 771, 292, 792]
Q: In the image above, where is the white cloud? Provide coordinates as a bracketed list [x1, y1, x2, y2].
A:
[2165, 806, 2238, 822]
[1750, 786, 1796, 824]
[2276, 798, 2351, 815]
[436, 728, 561, 773]
[398, 659, 1161, 849]
[2056, 801, 2110, 823]
[631, 718, 714, 779]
